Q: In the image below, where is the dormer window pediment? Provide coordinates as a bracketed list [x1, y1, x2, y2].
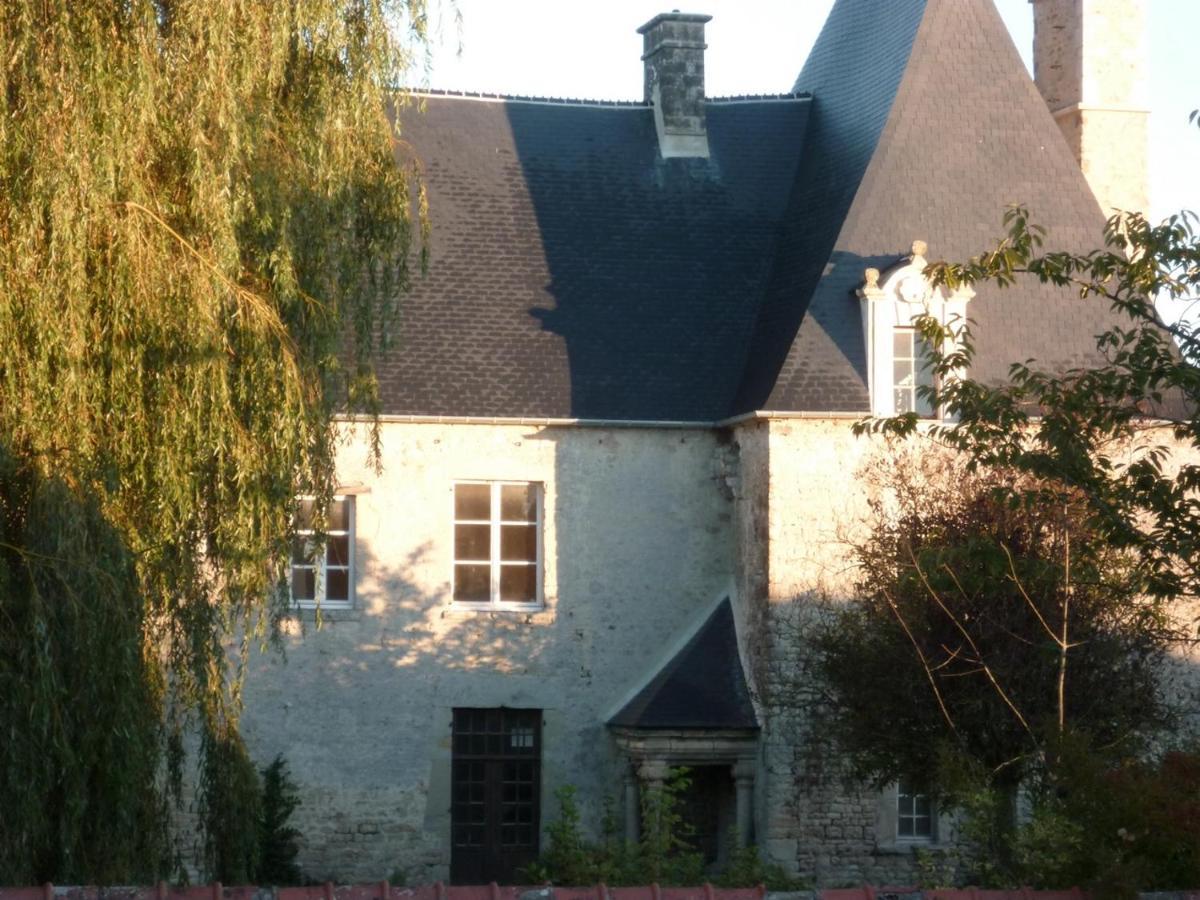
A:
[857, 240, 975, 419]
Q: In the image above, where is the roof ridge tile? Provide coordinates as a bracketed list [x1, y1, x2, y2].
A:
[410, 87, 647, 107]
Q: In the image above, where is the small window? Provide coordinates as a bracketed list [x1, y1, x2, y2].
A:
[291, 496, 354, 609]
[893, 328, 937, 418]
[897, 779, 934, 841]
[453, 482, 541, 608]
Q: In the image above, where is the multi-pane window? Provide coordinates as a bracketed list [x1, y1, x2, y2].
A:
[453, 482, 540, 607]
[893, 328, 937, 418]
[291, 496, 354, 609]
[897, 779, 934, 840]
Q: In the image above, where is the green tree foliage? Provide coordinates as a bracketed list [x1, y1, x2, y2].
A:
[871, 207, 1200, 602]
[202, 745, 304, 885]
[0, 450, 170, 882]
[814, 455, 1180, 795]
[938, 738, 1200, 895]
[1011, 742, 1200, 894]
[0, 0, 430, 882]
[838, 201, 1200, 889]
[202, 726, 263, 885]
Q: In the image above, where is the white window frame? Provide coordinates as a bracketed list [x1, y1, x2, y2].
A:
[876, 780, 955, 850]
[291, 495, 355, 610]
[858, 240, 974, 420]
[896, 779, 936, 843]
[452, 481, 543, 611]
[892, 326, 939, 419]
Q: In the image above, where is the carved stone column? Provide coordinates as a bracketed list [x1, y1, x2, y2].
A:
[639, 758, 669, 791]
[732, 759, 756, 847]
[638, 759, 671, 838]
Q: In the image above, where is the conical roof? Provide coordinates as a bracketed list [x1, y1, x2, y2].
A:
[736, 0, 1114, 413]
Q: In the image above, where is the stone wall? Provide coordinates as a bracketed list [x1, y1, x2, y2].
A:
[237, 421, 736, 883]
[230, 414, 1200, 888]
[1031, 0, 1149, 215]
[753, 420, 923, 886]
[233, 415, 962, 887]
[235, 414, 911, 887]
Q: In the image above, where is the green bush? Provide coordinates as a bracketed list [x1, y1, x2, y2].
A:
[1014, 743, 1200, 897]
[713, 839, 806, 891]
[258, 756, 304, 885]
[201, 735, 305, 885]
[944, 738, 1200, 898]
[522, 786, 605, 885]
[524, 772, 799, 888]
[637, 770, 705, 885]
[201, 725, 263, 884]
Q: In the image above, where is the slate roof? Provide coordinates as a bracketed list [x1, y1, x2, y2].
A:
[741, 0, 1115, 412]
[380, 94, 810, 420]
[378, 0, 1120, 421]
[608, 599, 759, 731]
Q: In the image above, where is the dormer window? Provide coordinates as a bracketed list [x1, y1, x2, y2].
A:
[893, 327, 937, 418]
[857, 240, 975, 419]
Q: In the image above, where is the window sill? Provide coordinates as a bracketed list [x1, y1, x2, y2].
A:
[874, 839, 947, 856]
[444, 601, 553, 622]
[290, 603, 360, 623]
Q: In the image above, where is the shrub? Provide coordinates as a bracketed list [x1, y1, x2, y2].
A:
[201, 736, 305, 885]
[714, 839, 806, 891]
[637, 770, 704, 885]
[522, 786, 605, 885]
[258, 756, 304, 885]
[946, 739, 1200, 898]
[525, 772, 795, 888]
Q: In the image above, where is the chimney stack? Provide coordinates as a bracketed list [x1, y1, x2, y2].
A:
[1029, 0, 1149, 216]
[637, 11, 712, 159]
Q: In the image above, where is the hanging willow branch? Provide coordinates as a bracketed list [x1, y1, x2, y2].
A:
[0, 0, 432, 882]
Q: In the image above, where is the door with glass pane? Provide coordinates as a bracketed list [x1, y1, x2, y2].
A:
[450, 708, 541, 884]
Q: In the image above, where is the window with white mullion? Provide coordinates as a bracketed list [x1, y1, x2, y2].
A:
[454, 481, 540, 607]
[291, 496, 354, 609]
[893, 327, 937, 418]
[489, 484, 502, 603]
[897, 779, 934, 841]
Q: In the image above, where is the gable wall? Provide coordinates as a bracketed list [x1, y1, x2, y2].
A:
[238, 420, 737, 882]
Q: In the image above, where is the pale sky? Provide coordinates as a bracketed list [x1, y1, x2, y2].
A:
[415, 1, 1199, 227]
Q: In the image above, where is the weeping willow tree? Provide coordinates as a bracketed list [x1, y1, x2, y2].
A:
[0, 0, 431, 882]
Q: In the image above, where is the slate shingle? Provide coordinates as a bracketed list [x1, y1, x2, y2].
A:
[380, 96, 810, 420]
[744, 0, 1119, 413]
[608, 599, 758, 730]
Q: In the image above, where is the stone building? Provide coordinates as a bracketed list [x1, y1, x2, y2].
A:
[237, 0, 1151, 887]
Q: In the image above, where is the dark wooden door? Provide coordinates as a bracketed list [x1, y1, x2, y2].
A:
[677, 765, 734, 868]
[450, 708, 541, 884]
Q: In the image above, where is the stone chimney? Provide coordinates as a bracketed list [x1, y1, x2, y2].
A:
[637, 11, 712, 159]
[1030, 0, 1149, 215]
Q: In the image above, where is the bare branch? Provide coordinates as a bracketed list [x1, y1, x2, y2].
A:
[880, 587, 960, 736]
[923, 555, 1034, 736]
